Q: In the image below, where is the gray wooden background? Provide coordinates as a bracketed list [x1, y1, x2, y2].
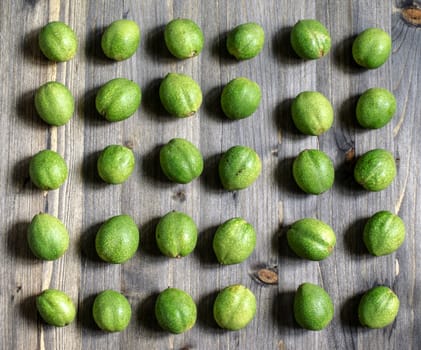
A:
[1, 0, 420, 349]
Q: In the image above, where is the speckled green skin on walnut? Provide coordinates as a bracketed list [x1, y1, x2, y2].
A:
[352, 28, 392, 69]
[159, 138, 203, 184]
[156, 211, 198, 258]
[354, 149, 396, 191]
[93, 290, 132, 332]
[29, 150, 68, 190]
[213, 218, 256, 265]
[226, 22, 264, 60]
[39, 21, 78, 62]
[290, 19, 331, 59]
[291, 91, 334, 135]
[220, 77, 262, 119]
[36, 289, 76, 327]
[27, 213, 69, 260]
[164, 18, 204, 59]
[363, 211, 405, 256]
[218, 145, 262, 190]
[95, 214, 139, 264]
[213, 284, 256, 330]
[356, 88, 396, 129]
[159, 73, 203, 117]
[287, 218, 336, 261]
[97, 145, 135, 184]
[292, 149, 334, 194]
[155, 288, 197, 334]
[101, 19, 140, 61]
[294, 283, 334, 330]
[35, 82, 74, 126]
[95, 78, 141, 122]
[358, 286, 400, 328]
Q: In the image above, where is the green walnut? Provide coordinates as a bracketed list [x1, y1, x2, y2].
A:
[227, 22, 265, 60]
[159, 73, 202, 117]
[363, 211, 405, 256]
[164, 18, 204, 59]
[292, 149, 334, 195]
[97, 145, 135, 184]
[292, 91, 334, 135]
[27, 213, 69, 261]
[290, 19, 331, 59]
[354, 149, 396, 191]
[29, 149, 68, 190]
[156, 211, 198, 258]
[356, 88, 396, 129]
[213, 218, 256, 265]
[155, 287, 197, 334]
[92, 290, 132, 332]
[35, 81, 75, 126]
[213, 284, 256, 330]
[287, 218, 336, 261]
[95, 78, 141, 122]
[218, 145, 262, 190]
[101, 19, 140, 61]
[36, 289, 76, 327]
[294, 282, 334, 330]
[159, 138, 203, 184]
[38, 21, 78, 62]
[358, 286, 399, 328]
[95, 214, 139, 264]
[220, 77, 262, 120]
[352, 28, 392, 69]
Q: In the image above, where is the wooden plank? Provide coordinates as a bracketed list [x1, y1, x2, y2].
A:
[391, 3, 421, 348]
[1, 0, 420, 349]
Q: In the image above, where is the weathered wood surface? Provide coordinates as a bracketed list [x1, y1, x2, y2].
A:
[0, 0, 420, 349]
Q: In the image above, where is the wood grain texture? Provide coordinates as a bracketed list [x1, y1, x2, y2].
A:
[1, 0, 420, 349]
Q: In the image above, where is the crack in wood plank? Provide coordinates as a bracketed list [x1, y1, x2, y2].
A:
[393, 86, 411, 137]
[278, 201, 283, 225]
[395, 258, 400, 276]
[395, 153, 410, 214]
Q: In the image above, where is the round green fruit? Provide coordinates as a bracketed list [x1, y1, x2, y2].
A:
[218, 145, 262, 190]
[159, 73, 202, 117]
[213, 218, 256, 265]
[292, 149, 334, 195]
[363, 211, 405, 256]
[290, 19, 331, 59]
[29, 150, 68, 190]
[227, 22, 265, 60]
[294, 282, 334, 330]
[36, 289, 76, 327]
[156, 211, 198, 258]
[220, 77, 261, 120]
[354, 149, 396, 191]
[27, 213, 69, 260]
[352, 28, 392, 69]
[92, 290, 132, 332]
[95, 214, 139, 264]
[356, 88, 396, 129]
[213, 284, 256, 330]
[291, 91, 334, 135]
[358, 286, 399, 328]
[38, 21, 78, 62]
[164, 18, 204, 59]
[97, 145, 135, 184]
[159, 138, 203, 184]
[35, 82, 74, 126]
[101, 19, 140, 61]
[95, 78, 141, 122]
[155, 288, 197, 334]
[287, 218, 336, 261]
